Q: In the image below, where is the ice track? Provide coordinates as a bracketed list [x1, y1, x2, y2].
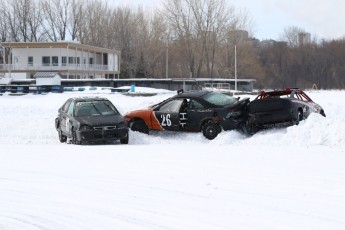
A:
[1, 89, 345, 230]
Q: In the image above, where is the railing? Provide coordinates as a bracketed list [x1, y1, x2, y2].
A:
[0, 63, 115, 71]
[203, 83, 231, 91]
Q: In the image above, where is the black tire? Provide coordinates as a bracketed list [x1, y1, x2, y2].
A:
[58, 126, 67, 143]
[120, 134, 129, 144]
[202, 122, 220, 140]
[130, 120, 149, 134]
[295, 109, 303, 125]
[72, 130, 81, 145]
[242, 121, 256, 136]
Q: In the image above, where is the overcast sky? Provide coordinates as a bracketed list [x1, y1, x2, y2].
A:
[107, 0, 344, 41]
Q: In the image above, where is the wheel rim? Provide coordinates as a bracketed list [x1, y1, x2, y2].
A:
[205, 125, 217, 138]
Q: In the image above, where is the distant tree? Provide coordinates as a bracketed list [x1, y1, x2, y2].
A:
[42, 0, 70, 41]
[68, 0, 84, 41]
[0, 0, 8, 41]
[280, 26, 306, 48]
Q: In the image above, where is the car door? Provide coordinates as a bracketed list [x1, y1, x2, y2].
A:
[185, 99, 213, 131]
[154, 99, 184, 131]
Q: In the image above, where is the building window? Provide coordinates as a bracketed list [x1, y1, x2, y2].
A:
[68, 57, 75, 64]
[42, 56, 50, 66]
[89, 57, 93, 65]
[62, 56, 67, 66]
[77, 57, 80, 65]
[28, 56, 33, 66]
[52, 56, 59, 66]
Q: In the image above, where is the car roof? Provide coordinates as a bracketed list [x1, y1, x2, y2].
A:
[173, 90, 212, 99]
[71, 97, 109, 103]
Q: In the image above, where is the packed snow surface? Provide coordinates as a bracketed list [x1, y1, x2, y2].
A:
[1, 88, 345, 230]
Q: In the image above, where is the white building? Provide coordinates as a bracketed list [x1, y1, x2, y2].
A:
[0, 42, 120, 79]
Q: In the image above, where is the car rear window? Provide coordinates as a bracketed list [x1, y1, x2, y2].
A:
[202, 92, 237, 106]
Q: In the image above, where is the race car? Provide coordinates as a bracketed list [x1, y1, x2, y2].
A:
[55, 97, 129, 144]
[124, 90, 250, 140]
[244, 88, 326, 134]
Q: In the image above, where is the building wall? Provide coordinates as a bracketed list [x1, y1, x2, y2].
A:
[36, 76, 61, 86]
[11, 47, 119, 71]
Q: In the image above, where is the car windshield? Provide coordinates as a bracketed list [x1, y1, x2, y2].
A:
[75, 100, 119, 117]
[202, 92, 237, 106]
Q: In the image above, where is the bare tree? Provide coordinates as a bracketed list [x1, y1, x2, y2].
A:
[0, 0, 8, 41]
[42, 0, 70, 41]
[162, 0, 254, 78]
[68, 0, 84, 41]
[280, 26, 302, 47]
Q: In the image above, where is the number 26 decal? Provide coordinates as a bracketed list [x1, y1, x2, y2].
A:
[161, 114, 172, 126]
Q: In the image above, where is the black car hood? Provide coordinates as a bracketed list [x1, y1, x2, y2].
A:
[224, 98, 250, 109]
[76, 115, 124, 127]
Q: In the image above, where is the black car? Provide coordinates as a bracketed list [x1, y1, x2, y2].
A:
[55, 97, 129, 144]
[244, 88, 326, 134]
[124, 90, 250, 140]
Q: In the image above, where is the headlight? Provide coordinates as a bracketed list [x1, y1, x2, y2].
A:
[79, 125, 93, 131]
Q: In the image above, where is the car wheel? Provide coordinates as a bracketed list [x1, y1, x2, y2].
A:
[72, 130, 81, 145]
[242, 121, 256, 136]
[58, 126, 67, 143]
[130, 120, 149, 134]
[202, 122, 220, 140]
[120, 134, 129, 144]
[295, 109, 303, 125]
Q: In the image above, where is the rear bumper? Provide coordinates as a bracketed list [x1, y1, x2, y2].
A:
[76, 128, 128, 142]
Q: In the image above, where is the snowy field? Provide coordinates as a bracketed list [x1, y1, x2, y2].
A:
[1, 88, 345, 230]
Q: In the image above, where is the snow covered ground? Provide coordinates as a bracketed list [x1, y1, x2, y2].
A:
[1, 88, 345, 230]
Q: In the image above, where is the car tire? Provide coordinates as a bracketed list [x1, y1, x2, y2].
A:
[130, 120, 149, 134]
[202, 122, 220, 140]
[295, 109, 303, 125]
[58, 126, 67, 143]
[242, 121, 256, 136]
[72, 130, 81, 145]
[120, 134, 129, 144]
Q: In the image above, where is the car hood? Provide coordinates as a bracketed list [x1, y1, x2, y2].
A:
[224, 98, 250, 109]
[75, 114, 124, 127]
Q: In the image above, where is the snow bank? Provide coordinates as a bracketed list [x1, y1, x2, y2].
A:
[0, 89, 344, 150]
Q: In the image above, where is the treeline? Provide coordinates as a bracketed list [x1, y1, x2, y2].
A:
[1, 0, 344, 89]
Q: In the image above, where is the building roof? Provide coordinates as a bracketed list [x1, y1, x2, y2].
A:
[0, 41, 120, 54]
[34, 72, 61, 78]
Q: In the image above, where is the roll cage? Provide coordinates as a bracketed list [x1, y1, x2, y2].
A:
[255, 88, 313, 102]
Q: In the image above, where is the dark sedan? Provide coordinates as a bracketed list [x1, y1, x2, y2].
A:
[244, 88, 326, 134]
[55, 97, 129, 144]
[124, 90, 250, 140]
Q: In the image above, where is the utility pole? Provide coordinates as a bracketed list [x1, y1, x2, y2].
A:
[234, 45, 237, 93]
[165, 37, 168, 79]
[160, 34, 171, 79]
